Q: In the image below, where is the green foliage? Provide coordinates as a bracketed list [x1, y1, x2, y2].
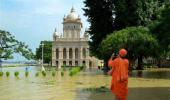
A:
[52, 71, 56, 77]
[69, 67, 81, 76]
[35, 41, 52, 64]
[6, 71, 10, 77]
[35, 72, 39, 77]
[113, 0, 160, 30]
[100, 27, 159, 69]
[41, 71, 46, 77]
[83, 86, 110, 93]
[0, 30, 34, 60]
[61, 71, 64, 77]
[25, 71, 29, 77]
[14, 71, 19, 77]
[150, 3, 170, 57]
[61, 68, 64, 77]
[0, 71, 3, 77]
[83, 0, 114, 58]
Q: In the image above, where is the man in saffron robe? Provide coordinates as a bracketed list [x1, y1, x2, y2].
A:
[108, 49, 129, 100]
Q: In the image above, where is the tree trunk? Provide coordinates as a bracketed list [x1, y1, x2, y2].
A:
[102, 58, 110, 74]
[137, 56, 144, 70]
[157, 58, 162, 68]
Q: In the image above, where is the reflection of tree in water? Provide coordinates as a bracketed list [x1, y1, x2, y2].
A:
[137, 71, 143, 77]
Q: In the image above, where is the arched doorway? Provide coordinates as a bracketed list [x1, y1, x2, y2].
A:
[63, 61, 66, 66]
[69, 48, 73, 59]
[56, 61, 58, 67]
[83, 48, 86, 58]
[75, 61, 78, 66]
[69, 61, 72, 66]
[56, 48, 59, 59]
[75, 48, 78, 59]
[89, 61, 92, 68]
[82, 61, 86, 66]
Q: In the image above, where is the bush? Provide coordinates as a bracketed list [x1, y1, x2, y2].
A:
[41, 71, 46, 77]
[0, 71, 3, 77]
[52, 71, 56, 77]
[25, 71, 29, 77]
[35, 72, 39, 77]
[69, 67, 81, 76]
[14, 71, 19, 77]
[6, 71, 10, 77]
[61, 71, 64, 77]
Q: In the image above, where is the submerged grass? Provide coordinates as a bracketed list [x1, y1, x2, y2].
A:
[0, 71, 3, 77]
[41, 71, 46, 77]
[35, 72, 39, 77]
[69, 67, 81, 76]
[14, 71, 19, 77]
[25, 71, 29, 77]
[6, 71, 10, 77]
[61, 68, 64, 77]
[52, 71, 56, 77]
[83, 86, 110, 93]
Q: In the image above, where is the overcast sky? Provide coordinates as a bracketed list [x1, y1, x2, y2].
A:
[0, 0, 89, 61]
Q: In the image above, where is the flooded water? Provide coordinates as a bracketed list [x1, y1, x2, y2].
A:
[0, 66, 170, 100]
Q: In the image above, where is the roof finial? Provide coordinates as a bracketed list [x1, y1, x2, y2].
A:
[71, 6, 75, 12]
[54, 28, 57, 32]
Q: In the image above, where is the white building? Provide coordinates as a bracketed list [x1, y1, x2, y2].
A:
[52, 7, 100, 68]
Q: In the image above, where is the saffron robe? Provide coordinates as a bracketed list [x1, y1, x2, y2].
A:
[108, 57, 129, 99]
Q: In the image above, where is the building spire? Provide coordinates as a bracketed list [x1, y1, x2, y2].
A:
[71, 6, 75, 13]
[54, 28, 57, 32]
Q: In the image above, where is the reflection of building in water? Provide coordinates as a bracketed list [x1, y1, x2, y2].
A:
[52, 7, 101, 68]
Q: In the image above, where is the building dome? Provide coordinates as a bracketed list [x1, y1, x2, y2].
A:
[53, 28, 60, 37]
[66, 7, 79, 21]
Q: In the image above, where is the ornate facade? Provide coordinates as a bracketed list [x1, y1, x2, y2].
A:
[52, 7, 99, 68]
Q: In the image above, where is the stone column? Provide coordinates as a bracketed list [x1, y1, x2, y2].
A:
[58, 60, 62, 69]
[85, 60, 89, 68]
[59, 47, 63, 59]
[86, 48, 89, 59]
[72, 48, 75, 59]
[52, 46, 56, 66]
[67, 48, 69, 59]
[80, 47, 83, 59]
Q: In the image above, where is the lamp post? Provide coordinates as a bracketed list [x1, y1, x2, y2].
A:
[41, 42, 45, 71]
[0, 34, 2, 72]
[0, 59, 2, 72]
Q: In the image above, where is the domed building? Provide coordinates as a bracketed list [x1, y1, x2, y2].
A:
[52, 7, 100, 68]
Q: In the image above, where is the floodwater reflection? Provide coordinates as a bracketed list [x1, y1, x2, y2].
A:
[129, 69, 170, 79]
[0, 66, 170, 100]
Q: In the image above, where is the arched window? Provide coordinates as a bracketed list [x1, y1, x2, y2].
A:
[69, 61, 72, 66]
[63, 48, 66, 59]
[89, 61, 92, 68]
[63, 61, 66, 66]
[56, 48, 59, 59]
[75, 61, 78, 66]
[83, 48, 86, 58]
[69, 48, 73, 59]
[56, 61, 58, 67]
[82, 61, 86, 66]
[75, 48, 78, 59]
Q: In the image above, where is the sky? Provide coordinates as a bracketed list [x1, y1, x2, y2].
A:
[0, 0, 89, 61]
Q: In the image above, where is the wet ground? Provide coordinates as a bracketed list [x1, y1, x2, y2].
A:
[0, 66, 170, 100]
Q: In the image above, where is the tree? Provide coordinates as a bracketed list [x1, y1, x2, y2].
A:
[150, 3, 170, 57]
[35, 41, 52, 65]
[113, 0, 160, 30]
[0, 30, 34, 60]
[83, 0, 114, 59]
[83, 0, 114, 70]
[100, 27, 159, 69]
